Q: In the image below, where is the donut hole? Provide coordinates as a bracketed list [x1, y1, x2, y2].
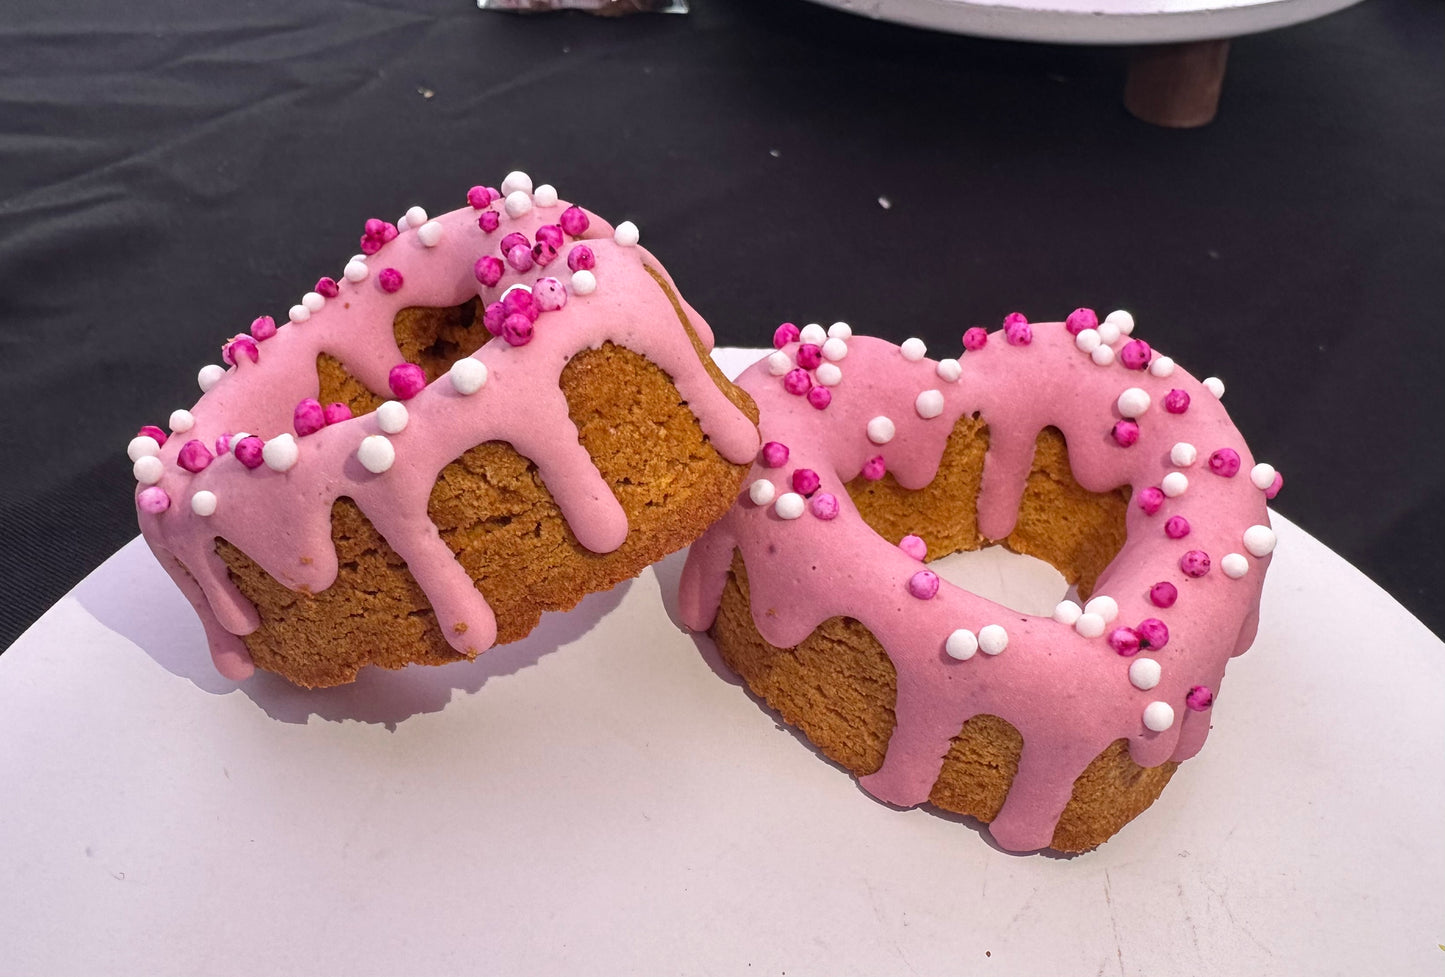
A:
[924, 548, 1068, 618]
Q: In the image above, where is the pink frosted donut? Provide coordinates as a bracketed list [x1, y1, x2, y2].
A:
[681, 316, 1279, 852]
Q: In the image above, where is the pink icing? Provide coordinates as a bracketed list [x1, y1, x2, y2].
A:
[679, 326, 1271, 852]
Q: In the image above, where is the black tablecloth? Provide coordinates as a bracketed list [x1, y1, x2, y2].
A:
[2, 0, 1441, 647]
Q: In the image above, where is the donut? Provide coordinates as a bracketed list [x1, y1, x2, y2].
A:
[131, 174, 759, 688]
[679, 314, 1281, 852]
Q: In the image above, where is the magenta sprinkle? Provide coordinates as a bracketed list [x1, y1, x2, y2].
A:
[137, 424, 167, 447]
[224, 335, 258, 366]
[809, 492, 839, 520]
[137, 486, 170, 514]
[293, 398, 326, 437]
[862, 455, 887, 481]
[760, 441, 790, 468]
[792, 468, 821, 496]
[534, 224, 564, 250]
[1108, 627, 1141, 657]
[560, 205, 590, 237]
[796, 343, 823, 370]
[567, 245, 596, 272]
[315, 276, 340, 299]
[1112, 419, 1140, 447]
[898, 535, 926, 561]
[1120, 339, 1152, 370]
[807, 386, 832, 410]
[214, 433, 232, 456]
[503, 287, 542, 321]
[962, 327, 988, 351]
[1165, 515, 1191, 539]
[467, 186, 497, 209]
[1137, 618, 1169, 651]
[477, 211, 501, 234]
[474, 255, 504, 287]
[783, 368, 812, 396]
[1180, 550, 1212, 577]
[500, 231, 530, 255]
[377, 268, 403, 293]
[1267, 472, 1284, 499]
[483, 301, 507, 336]
[177, 439, 213, 473]
[359, 219, 398, 255]
[506, 244, 534, 273]
[1164, 389, 1190, 414]
[1208, 448, 1241, 477]
[1137, 486, 1165, 515]
[773, 323, 801, 349]
[250, 315, 277, 341]
[1064, 308, 1098, 335]
[233, 437, 265, 470]
[1186, 685, 1215, 711]
[388, 362, 426, 400]
[1004, 320, 1033, 347]
[908, 570, 940, 600]
[323, 402, 352, 426]
[501, 313, 534, 347]
[1002, 311, 1028, 329]
[531, 240, 559, 266]
[1149, 581, 1178, 608]
[533, 277, 568, 312]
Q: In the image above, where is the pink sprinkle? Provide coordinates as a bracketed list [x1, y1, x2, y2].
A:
[1137, 486, 1165, 515]
[783, 368, 812, 396]
[807, 386, 832, 410]
[796, 343, 823, 370]
[1120, 339, 1152, 370]
[1002, 311, 1028, 329]
[567, 245, 596, 272]
[1267, 472, 1284, 499]
[792, 469, 821, 496]
[810, 492, 839, 520]
[506, 244, 534, 273]
[467, 185, 498, 209]
[531, 241, 559, 266]
[1164, 389, 1190, 414]
[483, 302, 507, 335]
[364, 218, 387, 237]
[1180, 550, 1212, 577]
[1165, 515, 1191, 539]
[293, 398, 326, 437]
[533, 277, 568, 312]
[478, 211, 501, 234]
[1004, 320, 1033, 347]
[773, 323, 801, 349]
[962, 327, 988, 351]
[323, 402, 352, 425]
[908, 570, 940, 600]
[898, 535, 927, 561]
[560, 205, 590, 237]
[250, 315, 277, 341]
[1112, 419, 1140, 447]
[474, 256, 504, 287]
[359, 219, 398, 255]
[315, 276, 340, 299]
[1137, 618, 1169, 650]
[1208, 448, 1241, 477]
[760, 441, 790, 468]
[214, 433, 232, 455]
[224, 335, 258, 365]
[535, 224, 564, 249]
[1065, 308, 1098, 335]
[500, 231, 530, 255]
[137, 486, 170, 514]
[377, 268, 404, 293]
[233, 436, 265, 470]
[503, 287, 542, 321]
[1149, 581, 1178, 608]
[862, 455, 887, 481]
[137, 425, 168, 447]
[1186, 685, 1215, 711]
[177, 439, 213, 473]
[389, 362, 426, 400]
[1108, 627, 1141, 656]
[501, 313, 534, 347]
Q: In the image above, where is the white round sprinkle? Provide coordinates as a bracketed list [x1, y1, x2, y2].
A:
[1243, 524, 1277, 557]
[357, 435, 395, 474]
[945, 629, 978, 661]
[344, 260, 369, 283]
[828, 321, 852, 340]
[1221, 553, 1250, 579]
[978, 625, 1009, 656]
[396, 215, 409, 232]
[133, 455, 164, 485]
[1149, 355, 1176, 378]
[1052, 599, 1082, 625]
[1117, 387, 1151, 418]
[1097, 320, 1121, 345]
[449, 357, 488, 395]
[190, 491, 217, 517]
[1162, 472, 1189, 497]
[169, 409, 195, 433]
[1104, 309, 1135, 335]
[1075, 612, 1106, 638]
[417, 220, 444, 248]
[1143, 701, 1175, 732]
[613, 220, 640, 246]
[230, 432, 250, 450]
[816, 362, 842, 386]
[1129, 658, 1161, 691]
[1084, 594, 1119, 623]
[1203, 376, 1225, 399]
[349, 254, 366, 265]
[774, 493, 805, 519]
[767, 351, 792, 376]
[900, 338, 927, 361]
[1074, 328, 1101, 354]
[500, 282, 532, 300]
[127, 435, 160, 462]
[1250, 463, 1277, 490]
[533, 184, 558, 208]
[936, 358, 961, 382]
[749, 479, 776, 506]
[197, 364, 225, 393]
[376, 400, 409, 434]
[288, 304, 310, 324]
[500, 171, 533, 196]
[263, 434, 299, 473]
[302, 291, 325, 312]
[1170, 442, 1198, 467]
[866, 416, 896, 445]
[570, 270, 597, 295]
[799, 323, 827, 346]
[1091, 344, 1116, 367]
[404, 205, 428, 229]
[822, 337, 849, 362]
[915, 389, 945, 419]
[504, 190, 533, 219]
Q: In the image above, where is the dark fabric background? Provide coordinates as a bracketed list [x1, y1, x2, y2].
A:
[1, 0, 1441, 649]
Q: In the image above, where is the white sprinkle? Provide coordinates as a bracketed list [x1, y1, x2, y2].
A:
[1097, 320, 1121, 345]
[749, 479, 776, 506]
[767, 350, 792, 376]
[533, 184, 558, 207]
[1084, 594, 1119, 623]
[828, 321, 852, 340]
[1075, 612, 1106, 638]
[197, 364, 225, 393]
[877, 196, 891, 209]
[978, 624, 1009, 656]
[1104, 309, 1135, 335]
[816, 362, 842, 386]
[349, 254, 367, 265]
[357, 435, 395, 474]
[190, 491, 217, 517]
[1170, 442, 1198, 467]
[613, 220, 640, 246]
[1149, 355, 1176, 378]
[169, 409, 195, 433]
[1091, 344, 1116, 367]
[1203, 376, 1225, 399]
[396, 215, 409, 232]
[263, 434, 299, 472]
[230, 432, 250, 450]
[1250, 463, 1277, 490]
[127, 435, 160, 462]
[344, 260, 369, 283]
[1243, 524, 1277, 557]
[900, 338, 927, 361]
[376, 400, 409, 434]
[405, 205, 428, 228]
[288, 304, 310, 324]
[867, 416, 896, 444]
[500, 282, 532, 300]
[449, 357, 488, 395]
[1074, 328, 1101, 354]
[570, 270, 597, 295]
[302, 291, 325, 312]
[417, 220, 444, 248]
[945, 629, 978, 661]
[1129, 658, 1161, 691]
[1221, 553, 1250, 578]
[774, 492, 806, 519]
[501, 171, 533, 196]
[936, 358, 961, 382]
[1117, 387, 1151, 418]
[799, 323, 827, 346]
[915, 389, 945, 419]
[1143, 701, 1175, 732]
[1052, 599, 1082, 625]
[1162, 472, 1189, 497]
[504, 191, 533, 219]
[822, 337, 849, 362]
[133, 455, 164, 485]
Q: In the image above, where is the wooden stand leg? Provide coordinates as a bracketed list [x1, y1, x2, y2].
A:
[1124, 39, 1231, 128]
